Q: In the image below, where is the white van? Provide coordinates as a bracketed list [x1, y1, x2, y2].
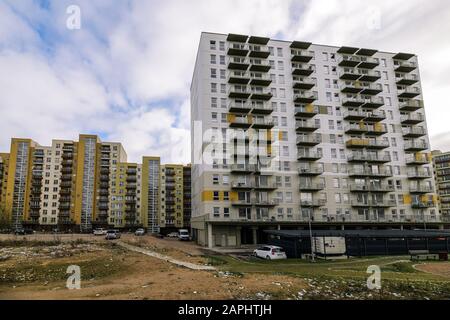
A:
[178, 229, 190, 241]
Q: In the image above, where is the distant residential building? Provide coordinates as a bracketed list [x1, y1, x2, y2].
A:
[432, 150, 450, 219]
[0, 135, 191, 232]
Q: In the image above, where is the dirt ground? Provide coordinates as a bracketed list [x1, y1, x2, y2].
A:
[415, 262, 450, 278]
[0, 237, 307, 300]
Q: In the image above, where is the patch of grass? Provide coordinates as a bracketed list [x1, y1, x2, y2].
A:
[206, 255, 228, 266]
[387, 262, 417, 273]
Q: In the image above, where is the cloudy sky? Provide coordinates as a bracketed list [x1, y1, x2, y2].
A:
[1, 0, 450, 163]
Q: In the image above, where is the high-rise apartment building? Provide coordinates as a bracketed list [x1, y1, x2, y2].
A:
[191, 32, 440, 248]
[0, 135, 191, 233]
[158, 164, 191, 232]
[432, 150, 450, 219]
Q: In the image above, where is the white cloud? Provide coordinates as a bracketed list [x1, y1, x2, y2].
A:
[1, 0, 450, 163]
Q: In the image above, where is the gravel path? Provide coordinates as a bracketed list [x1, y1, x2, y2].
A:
[116, 241, 216, 271]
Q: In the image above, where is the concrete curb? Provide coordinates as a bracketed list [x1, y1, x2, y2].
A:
[116, 241, 216, 271]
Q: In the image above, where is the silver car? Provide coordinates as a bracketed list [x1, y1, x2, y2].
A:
[105, 230, 121, 240]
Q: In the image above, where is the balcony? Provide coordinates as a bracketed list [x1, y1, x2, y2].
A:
[298, 166, 323, 176]
[348, 168, 392, 178]
[251, 117, 274, 129]
[248, 44, 270, 58]
[357, 56, 379, 69]
[227, 56, 250, 70]
[227, 70, 250, 84]
[365, 111, 386, 121]
[345, 139, 389, 149]
[230, 163, 255, 173]
[300, 199, 326, 207]
[297, 150, 321, 161]
[228, 101, 251, 113]
[345, 124, 367, 134]
[299, 182, 325, 191]
[249, 59, 271, 72]
[394, 60, 417, 73]
[339, 68, 360, 80]
[254, 181, 277, 190]
[358, 70, 381, 82]
[340, 81, 363, 94]
[361, 96, 384, 108]
[294, 104, 319, 117]
[366, 123, 388, 136]
[409, 185, 433, 193]
[407, 170, 432, 179]
[252, 199, 279, 207]
[250, 87, 273, 100]
[296, 134, 322, 146]
[228, 115, 251, 128]
[351, 199, 396, 207]
[249, 72, 272, 86]
[227, 42, 249, 56]
[250, 101, 273, 114]
[349, 184, 394, 193]
[342, 96, 365, 107]
[396, 73, 419, 86]
[290, 49, 314, 62]
[400, 113, 425, 125]
[360, 83, 383, 95]
[404, 141, 428, 151]
[405, 153, 429, 165]
[294, 91, 318, 103]
[343, 110, 367, 121]
[347, 153, 391, 163]
[402, 127, 426, 138]
[399, 100, 423, 111]
[398, 87, 421, 98]
[292, 77, 316, 90]
[228, 85, 250, 99]
[295, 120, 320, 132]
[231, 199, 253, 207]
[338, 55, 360, 67]
[411, 201, 435, 209]
[291, 63, 314, 76]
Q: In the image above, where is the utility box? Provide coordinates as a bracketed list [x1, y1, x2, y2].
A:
[313, 236, 346, 256]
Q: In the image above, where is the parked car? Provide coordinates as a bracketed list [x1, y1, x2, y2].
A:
[93, 228, 107, 236]
[178, 229, 190, 241]
[135, 228, 145, 236]
[14, 228, 34, 235]
[105, 230, 121, 240]
[167, 232, 179, 238]
[253, 245, 287, 260]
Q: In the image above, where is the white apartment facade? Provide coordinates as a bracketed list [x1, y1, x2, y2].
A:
[191, 32, 441, 248]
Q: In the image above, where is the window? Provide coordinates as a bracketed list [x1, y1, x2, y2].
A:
[282, 146, 289, 156]
[382, 71, 388, 80]
[223, 207, 229, 217]
[223, 191, 229, 201]
[323, 66, 329, 74]
[220, 69, 225, 79]
[213, 207, 220, 217]
[280, 102, 287, 112]
[210, 40, 216, 50]
[211, 112, 218, 122]
[278, 75, 285, 84]
[219, 55, 225, 65]
[213, 191, 219, 201]
[381, 58, 387, 67]
[211, 83, 217, 93]
[211, 97, 217, 108]
[277, 61, 284, 70]
[213, 174, 219, 184]
[326, 92, 332, 102]
[210, 54, 216, 64]
[219, 41, 225, 51]
[223, 175, 229, 185]
[322, 52, 328, 61]
[277, 47, 283, 57]
[331, 148, 337, 159]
